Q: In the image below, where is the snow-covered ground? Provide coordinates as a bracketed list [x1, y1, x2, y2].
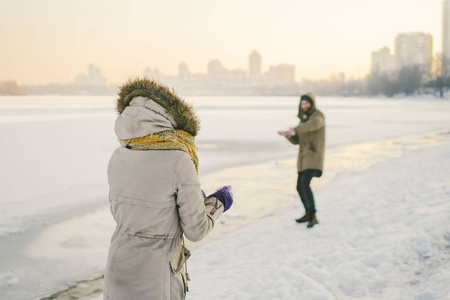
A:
[82, 132, 450, 300]
[1, 96, 450, 299]
[186, 141, 450, 300]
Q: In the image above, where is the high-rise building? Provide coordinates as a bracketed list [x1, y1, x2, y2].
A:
[266, 64, 295, 86]
[371, 47, 396, 75]
[394, 32, 433, 77]
[249, 50, 262, 77]
[74, 64, 106, 86]
[207, 60, 226, 77]
[178, 62, 190, 78]
[442, 0, 450, 76]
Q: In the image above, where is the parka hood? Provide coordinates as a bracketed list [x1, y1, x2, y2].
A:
[116, 78, 200, 137]
[115, 97, 177, 140]
[297, 93, 317, 120]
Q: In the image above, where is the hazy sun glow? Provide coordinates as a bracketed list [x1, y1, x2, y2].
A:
[0, 0, 443, 85]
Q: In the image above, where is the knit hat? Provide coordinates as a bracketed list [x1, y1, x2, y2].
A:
[297, 93, 316, 119]
[300, 94, 314, 106]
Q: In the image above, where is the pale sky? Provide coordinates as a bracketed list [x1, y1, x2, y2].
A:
[0, 0, 444, 85]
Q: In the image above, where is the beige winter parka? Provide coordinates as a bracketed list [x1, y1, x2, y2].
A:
[288, 93, 325, 176]
[103, 79, 223, 300]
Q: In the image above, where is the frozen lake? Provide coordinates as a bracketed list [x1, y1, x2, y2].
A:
[0, 95, 449, 299]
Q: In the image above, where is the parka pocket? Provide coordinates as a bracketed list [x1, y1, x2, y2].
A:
[170, 244, 191, 297]
[169, 269, 187, 299]
[169, 244, 191, 274]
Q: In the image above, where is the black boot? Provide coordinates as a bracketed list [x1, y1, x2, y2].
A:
[295, 212, 310, 223]
[307, 213, 318, 228]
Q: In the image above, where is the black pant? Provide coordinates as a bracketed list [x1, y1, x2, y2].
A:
[296, 169, 318, 214]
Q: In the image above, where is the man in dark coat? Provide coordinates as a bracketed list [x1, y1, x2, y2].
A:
[278, 93, 325, 228]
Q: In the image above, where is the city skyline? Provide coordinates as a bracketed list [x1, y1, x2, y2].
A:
[371, 32, 434, 78]
[81, 51, 295, 83]
[0, 0, 444, 85]
[14, 38, 437, 88]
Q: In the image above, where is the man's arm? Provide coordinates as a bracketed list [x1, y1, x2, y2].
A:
[279, 128, 299, 145]
[287, 132, 299, 145]
[295, 113, 324, 133]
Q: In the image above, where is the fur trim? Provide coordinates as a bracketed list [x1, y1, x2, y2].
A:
[116, 78, 200, 136]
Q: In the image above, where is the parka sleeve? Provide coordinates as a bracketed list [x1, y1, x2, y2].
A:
[287, 133, 299, 145]
[173, 153, 223, 242]
[295, 112, 325, 134]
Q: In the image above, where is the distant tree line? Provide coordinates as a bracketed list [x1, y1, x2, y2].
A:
[367, 53, 449, 98]
[367, 66, 450, 98]
[368, 66, 424, 97]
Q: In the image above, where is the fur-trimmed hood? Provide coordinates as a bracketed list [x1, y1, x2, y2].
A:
[116, 78, 200, 137]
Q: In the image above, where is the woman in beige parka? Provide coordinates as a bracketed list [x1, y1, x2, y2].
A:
[103, 78, 233, 300]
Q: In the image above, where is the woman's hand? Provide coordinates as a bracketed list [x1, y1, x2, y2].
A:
[205, 186, 233, 212]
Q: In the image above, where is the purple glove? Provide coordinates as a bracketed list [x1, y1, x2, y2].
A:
[207, 185, 233, 212]
[201, 189, 207, 199]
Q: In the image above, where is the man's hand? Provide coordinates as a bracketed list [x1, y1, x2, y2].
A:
[278, 128, 296, 138]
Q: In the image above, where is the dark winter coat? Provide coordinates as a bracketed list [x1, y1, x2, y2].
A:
[104, 79, 223, 300]
[288, 93, 325, 176]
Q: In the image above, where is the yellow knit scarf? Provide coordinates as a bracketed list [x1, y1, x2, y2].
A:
[119, 130, 199, 174]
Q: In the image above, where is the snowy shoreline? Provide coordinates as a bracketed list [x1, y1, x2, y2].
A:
[2, 95, 450, 299]
[186, 141, 450, 300]
[46, 129, 450, 300]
